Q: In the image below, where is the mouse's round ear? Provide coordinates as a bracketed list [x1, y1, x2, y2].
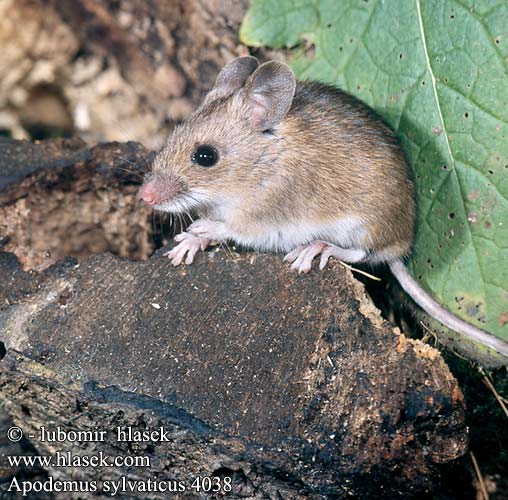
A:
[205, 56, 259, 101]
[241, 61, 296, 130]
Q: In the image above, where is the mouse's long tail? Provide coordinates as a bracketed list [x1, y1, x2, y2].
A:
[389, 259, 508, 357]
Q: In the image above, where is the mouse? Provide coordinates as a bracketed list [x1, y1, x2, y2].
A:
[139, 56, 508, 358]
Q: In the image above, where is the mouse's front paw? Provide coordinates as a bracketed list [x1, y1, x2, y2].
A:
[188, 220, 229, 241]
[165, 232, 210, 266]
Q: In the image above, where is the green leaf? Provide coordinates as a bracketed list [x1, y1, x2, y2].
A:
[241, 0, 508, 346]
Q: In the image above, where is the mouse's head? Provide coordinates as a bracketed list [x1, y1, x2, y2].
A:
[139, 57, 296, 213]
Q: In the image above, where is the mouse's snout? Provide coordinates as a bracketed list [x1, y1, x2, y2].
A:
[139, 174, 184, 209]
[139, 181, 158, 206]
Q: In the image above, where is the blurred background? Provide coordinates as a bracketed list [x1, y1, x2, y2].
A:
[0, 0, 250, 148]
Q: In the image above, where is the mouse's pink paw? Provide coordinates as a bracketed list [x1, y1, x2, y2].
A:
[285, 242, 368, 272]
[165, 232, 210, 266]
[188, 219, 230, 242]
[283, 241, 330, 273]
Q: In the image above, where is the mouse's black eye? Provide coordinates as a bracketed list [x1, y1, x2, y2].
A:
[191, 145, 218, 167]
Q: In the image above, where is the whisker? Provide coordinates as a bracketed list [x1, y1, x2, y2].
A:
[107, 154, 148, 179]
[115, 123, 153, 173]
[107, 165, 145, 181]
[158, 212, 164, 247]
[177, 212, 183, 234]
[169, 212, 174, 237]
[115, 155, 149, 174]
[151, 211, 156, 247]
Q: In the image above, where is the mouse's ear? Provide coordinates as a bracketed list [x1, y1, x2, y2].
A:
[242, 61, 296, 130]
[206, 56, 259, 101]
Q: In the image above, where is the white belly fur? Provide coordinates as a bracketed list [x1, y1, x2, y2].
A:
[227, 217, 366, 252]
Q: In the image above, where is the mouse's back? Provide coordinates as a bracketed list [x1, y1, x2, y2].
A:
[278, 80, 416, 259]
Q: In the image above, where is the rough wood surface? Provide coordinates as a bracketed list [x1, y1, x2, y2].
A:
[0, 138, 468, 498]
[0, 358, 313, 500]
[0, 137, 153, 269]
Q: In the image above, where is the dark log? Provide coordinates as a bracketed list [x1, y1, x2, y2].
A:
[0, 138, 468, 499]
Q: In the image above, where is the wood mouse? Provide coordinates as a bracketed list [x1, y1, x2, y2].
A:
[139, 56, 508, 357]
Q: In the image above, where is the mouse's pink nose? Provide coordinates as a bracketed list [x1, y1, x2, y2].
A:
[139, 182, 158, 206]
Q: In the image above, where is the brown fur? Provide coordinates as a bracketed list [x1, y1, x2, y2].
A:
[281, 82, 415, 256]
[149, 74, 415, 260]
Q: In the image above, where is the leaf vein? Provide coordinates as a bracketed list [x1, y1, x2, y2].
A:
[416, 0, 485, 302]
[452, 0, 508, 73]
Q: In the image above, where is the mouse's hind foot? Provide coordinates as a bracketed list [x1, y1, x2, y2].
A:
[284, 241, 367, 273]
[284, 241, 329, 273]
